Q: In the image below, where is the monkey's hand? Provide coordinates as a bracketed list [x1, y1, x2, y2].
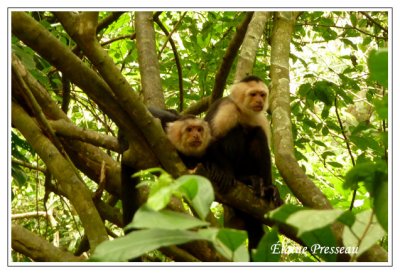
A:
[264, 185, 284, 208]
[242, 175, 265, 197]
[244, 176, 283, 207]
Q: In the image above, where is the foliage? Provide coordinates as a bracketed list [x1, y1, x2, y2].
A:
[268, 205, 386, 261]
[11, 11, 389, 262]
[91, 172, 250, 262]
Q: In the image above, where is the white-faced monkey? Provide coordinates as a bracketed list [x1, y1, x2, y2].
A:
[149, 107, 212, 169]
[165, 115, 211, 169]
[202, 75, 280, 201]
[199, 76, 282, 249]
[121, 109, 212, 227]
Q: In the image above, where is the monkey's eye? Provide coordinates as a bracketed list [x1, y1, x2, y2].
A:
[198, 127, 203, 133]
[186, 127, 193, 132]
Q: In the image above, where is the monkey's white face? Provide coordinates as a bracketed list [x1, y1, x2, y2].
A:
[231, 81, 268, 114]
[245, 89, 267, 112]
[166, 118, 211, 156]
[183, 125, 206, 148]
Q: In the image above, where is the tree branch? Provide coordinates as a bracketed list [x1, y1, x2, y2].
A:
[12, 53, 122, 197]
[54, 11, 186, 177]
[12, 224, 85, 262]
[49, 119, 120, 152]
[135, 11, 166, 109]
[11, 12, 156, 171]
[154, 12, 186, 111]
[183, 12, 254, 114]
[12, 101, 108, 250]
[234, 11, 271, 81]
[210, 12, 254, 103]
[270, 11, 331, 210]
[269, 11, 387, 262]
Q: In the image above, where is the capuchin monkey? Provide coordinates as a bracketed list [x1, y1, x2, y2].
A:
[149, 107, 212, 169]
[203, 75, 280, 202]
[207, 75, 271, 142]
[200, 75, 282, 250]
[165, 115, 212, 169]
[121, 108, 211, 226]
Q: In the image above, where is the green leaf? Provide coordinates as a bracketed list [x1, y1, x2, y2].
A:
[269, 204, 339, 262]
[313, 140, 327, 147]
[177, 175, 215, 220]
[373, 94, 388, 120]
[321, 106, 330, 120]
[286, 209, 344, 236]
[350, 13, 357, 26]
[298, 83, 312, 98]
[321, 151, 335, 160]
[343, 209, 386, 257]
[300, 226, 338, 262]
[314, 81, 335, 106]
[213, 228, 249, 262]
[11, 165, 28, 186]
[91, 229, 208, 262]
[252, 227, 281, 262]
[137, 168, 176, 211]
[126, 206, 209, 231]
[337, 210, 356, 228]
[146, 181, 175, 211]
[368, 49, 388, 88]
[344, 160, 388, 196]
[268, 204, 304, 223]
[374, 180, 388, 232]
[326, 161, 343, 168]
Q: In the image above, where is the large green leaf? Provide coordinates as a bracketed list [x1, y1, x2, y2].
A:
[300, 226, 338, 262]
[368, 49, 388, 88]
[213, 228, 249, 262]
[176, 175, 215, 220]
[343, 209, 386, 257]
[268, 206, 342, 261]
[374, 180, 388, 232]
[286, 209, 344, 236]
[91, 229, 208, 262]
[252, 227, 281, 262]
[126, 206, 209, 231]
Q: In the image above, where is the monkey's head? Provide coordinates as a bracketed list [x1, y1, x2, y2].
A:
[166, 116, 212, 157]
[230, 77, 269, 115]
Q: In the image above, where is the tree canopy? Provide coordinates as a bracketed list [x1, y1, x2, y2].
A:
[10, 11, 389, 263]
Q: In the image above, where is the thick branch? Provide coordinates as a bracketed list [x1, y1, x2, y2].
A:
[135, 11, 166, 109]
[234, 12, 271, 81]
[12, 224, 85, 262]
[96, 12, 125, 34]
[54, 12, 186, 177]
[215, 180, 304, 249]
[270, 12, 330, 210]
[12, 102, 108, 249]
[11, 12, 156, 170]
[49, 119, 120, 152]
[269, 12, 387, 262]
[12, 53, 122, 197]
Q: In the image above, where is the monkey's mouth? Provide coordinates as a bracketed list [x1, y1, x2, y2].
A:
[189, 141, 202, 147]
[252, 105, 264, 112]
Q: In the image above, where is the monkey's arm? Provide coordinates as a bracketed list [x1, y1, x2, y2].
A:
[148, 106, 180, 128]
